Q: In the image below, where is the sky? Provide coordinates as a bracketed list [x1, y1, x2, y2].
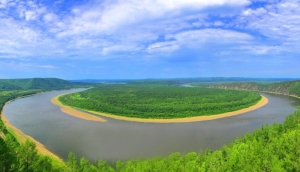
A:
[0, 0, 300, 79]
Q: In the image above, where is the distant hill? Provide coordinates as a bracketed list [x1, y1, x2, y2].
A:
[69, 79, 133, 83]
[208, 80, 300, 97]
[0, 78, 84, 90]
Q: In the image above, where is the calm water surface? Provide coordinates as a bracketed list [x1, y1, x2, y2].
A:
[4, 89, 300, 162]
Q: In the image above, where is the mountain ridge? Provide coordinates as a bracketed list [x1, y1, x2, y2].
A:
[208, 80, 300, 97]
[0, 78, 74, 90]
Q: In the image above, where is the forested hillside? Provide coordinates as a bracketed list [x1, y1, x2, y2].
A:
[208, 80, 300, 97]
[0, 78, 93, 91]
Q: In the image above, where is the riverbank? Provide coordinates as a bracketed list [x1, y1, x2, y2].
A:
[259, 91, 300, 100]
[54, 94, 268, 123]
[51, 95, 106, 122]
[1, 104, 64, 163]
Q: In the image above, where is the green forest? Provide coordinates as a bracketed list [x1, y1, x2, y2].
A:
[1, 79, 300, 171]
[58, 85, 261, 119]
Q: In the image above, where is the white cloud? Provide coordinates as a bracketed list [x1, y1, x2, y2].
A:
[213, 21, 224, 26]
[3, 0, 299, 63]
[0, 15, 58, 59]
[43, 13, 58, 23]
[25, 10, 37, 20]
[1, 0, 256, 61]
[146, 29, 253, 54]
[241, 0, 300, 40]
[171, 29, 252, 45]
[242, 7, 267, 16]
[239, 45, 283, 54]
[56, 0, 250, 37]
[147, 41, 179, 53]
[236, 0, 300, 55]
[33, 65, 57, 69]
[13, 0, 47, 21]
[0, 0, 7, 8]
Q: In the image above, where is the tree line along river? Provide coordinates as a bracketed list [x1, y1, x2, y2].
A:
[3, 89, 300, 162]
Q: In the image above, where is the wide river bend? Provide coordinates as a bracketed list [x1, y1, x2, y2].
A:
[4, 89, 300, 162]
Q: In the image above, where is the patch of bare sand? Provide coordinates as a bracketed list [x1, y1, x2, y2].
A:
[1, 105, 63, 162]
[54, 94, 268, 123]
[51, 95, 106, 122]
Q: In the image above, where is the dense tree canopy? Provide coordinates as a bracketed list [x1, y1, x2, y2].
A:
[59, 85, 262, 119]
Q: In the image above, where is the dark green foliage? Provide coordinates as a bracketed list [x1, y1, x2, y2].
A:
[0, 136, 63, 172]
[209, 80, 300, 97]
[0, 137, 15, 172]
[15, 140, 39, 172]
[59, 85, 261, 119]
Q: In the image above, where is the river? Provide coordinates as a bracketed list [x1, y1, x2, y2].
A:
[3, 89, 300, 162]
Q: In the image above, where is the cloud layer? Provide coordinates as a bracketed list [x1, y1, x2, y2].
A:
[0, 0, 299, 79]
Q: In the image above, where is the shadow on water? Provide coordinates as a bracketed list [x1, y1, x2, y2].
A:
[4, 90, 300, 162]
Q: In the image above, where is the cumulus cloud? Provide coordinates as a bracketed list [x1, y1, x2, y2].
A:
[0, 0, 252, 64]
[240, 0, 300, 41]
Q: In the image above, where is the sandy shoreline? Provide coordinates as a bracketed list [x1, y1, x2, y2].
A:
[1, 105, 63, 162]
[54, 94, 268, 123]
[51, 95, 106, 122]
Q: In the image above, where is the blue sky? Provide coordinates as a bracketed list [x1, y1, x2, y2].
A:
[0, 0, 299, 79]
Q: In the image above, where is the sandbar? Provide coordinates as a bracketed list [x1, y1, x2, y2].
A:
[51, 95, 106, 122]
[53, 94, 268, 123]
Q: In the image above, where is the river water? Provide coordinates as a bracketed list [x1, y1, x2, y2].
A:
[4, 89, 300, 162]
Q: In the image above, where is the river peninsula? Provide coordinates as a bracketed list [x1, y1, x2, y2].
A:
[4, 88, 300, 162]
[52, 93, 268, 123]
